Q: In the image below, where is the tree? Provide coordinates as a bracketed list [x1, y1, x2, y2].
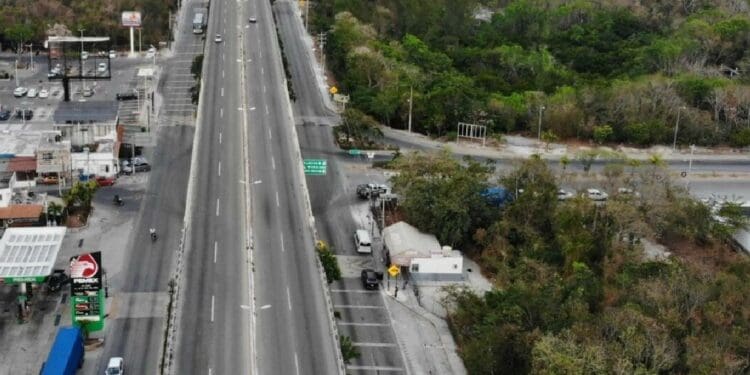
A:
[316, 241, 341, 283]
[390, 150, 493, 247]
[339, 335, 360, 364]
[593, 124, 613, 144]
[63, 181, 98, 210]
[3, 23, 34, 55]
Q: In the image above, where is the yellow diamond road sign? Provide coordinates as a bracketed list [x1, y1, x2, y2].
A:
[329, 86, 338, 94]
[388, 265, 400, 277]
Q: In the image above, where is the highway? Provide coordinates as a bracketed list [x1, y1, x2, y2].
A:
[173, 0, 340, 373]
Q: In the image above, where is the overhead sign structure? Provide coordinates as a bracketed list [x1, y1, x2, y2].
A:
[121, 11, 142, 27]
[303, 159, 327, 175]
[70, 251, 105, 331]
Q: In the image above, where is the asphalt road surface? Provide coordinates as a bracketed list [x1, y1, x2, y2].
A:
[173, 0, 339, 373]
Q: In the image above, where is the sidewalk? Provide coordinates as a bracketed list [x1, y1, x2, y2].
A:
[381, 285, 467, 375]
[381, 126, 750, 163]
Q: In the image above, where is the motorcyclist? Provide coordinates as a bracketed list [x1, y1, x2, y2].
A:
[149, 228, 157, 241]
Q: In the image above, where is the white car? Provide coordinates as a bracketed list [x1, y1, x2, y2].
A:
[97, 63, 108, 73]
[38, 88, 49, 99]
[146, 47, 156, 58]
[81, 51, 89, 60]
[557, 189, 574, 201]
[13, 87, 28, 97]
[585, 188, 609, 201]
[27, 88, 38, 98]
[214, 34, 223, 43]
[109, 50, 117, 59]
[105, 357, 123, 375]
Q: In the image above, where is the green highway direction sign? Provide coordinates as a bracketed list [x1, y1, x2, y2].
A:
[348, 149, 361, 156]
[303, 159, 327, 175]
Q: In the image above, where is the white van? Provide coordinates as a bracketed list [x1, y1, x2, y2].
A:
[354, 229, 372, 254]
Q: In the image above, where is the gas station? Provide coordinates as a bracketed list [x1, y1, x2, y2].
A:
[0, 227, 67, 323]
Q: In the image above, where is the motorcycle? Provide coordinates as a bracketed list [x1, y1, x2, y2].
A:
[113, 195, 124, 206]
[150, 231, 158, 242]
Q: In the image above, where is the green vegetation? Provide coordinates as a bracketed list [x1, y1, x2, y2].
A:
[316, 240, 342, 283]
[314, 0, 750, 147]
[339, 335, 360, 364]
[0, 0, 176, 50]
[389, 152, 749, 374]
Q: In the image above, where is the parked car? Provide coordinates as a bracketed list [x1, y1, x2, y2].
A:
[584, 188, 609, 201]
[15, 109, 33, 120]
[0, 108, 10, 121]
[116, 91, 138, 101]
[95, 176, 116, 187]
[82, 88, 94, 97]
[121, 158, 151, 174]
[109, 50, 117, 59]
[356, 183, 389, 199]
[40, 175, 59, 185]
[48, 67, 62, 78]
[27, 88, 38, 98]
[557, 189, 574, 201]
[39, 88, 49, 99]
[97, 63, 108, 73]
[81, 51, 88, 60]
[617, 187, 641, 198]
[13, 87, 28, 97]
[105, 357, 124, 375]
[214, 34, 223, 43]
[361, 269, 378, 290]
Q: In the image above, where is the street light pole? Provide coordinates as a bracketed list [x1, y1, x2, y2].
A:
[686, 144, 695, 190]
[14, 59, 18, 86]
[79, 28, 86, 92]
[407, 85, 413, 133]
[537, 105, 546, 141]
[26, 43, 33, 71]
[673, 106, 685, 151]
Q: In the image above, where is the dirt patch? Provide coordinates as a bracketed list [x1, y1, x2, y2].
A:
[665, 239, 741, 273]
[65, 207, 92, 228]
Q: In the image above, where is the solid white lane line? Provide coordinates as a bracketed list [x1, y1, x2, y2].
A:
[211, 295, 215, 322]
[208, 368, 212, 375]
[280, 236, 285, 253]
[261, 67, 264, 75]
[222, 53, 225, 61]
[271, 157, 275, 170]
[267, 127, 272, 140]
[220, 108, 223, 118]
[294, 353, 300, 375]
[218, 161, 222, 176]
[265, 105, 268, 114]
[263, 85, 266, 93]
[221, 87, 224, 97]
[276, 192, 279, 207]
[216, 198, 220, 216]
[222, 70, 225, 78]
[287, 287, 292, 311]
[214, 241, 218, 263]
[219, 132, 222, 144]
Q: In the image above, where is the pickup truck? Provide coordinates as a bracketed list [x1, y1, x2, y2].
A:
[41, 326, 84, 375]
[356, 183, 389, 199]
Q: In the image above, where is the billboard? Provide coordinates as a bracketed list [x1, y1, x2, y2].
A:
[121, 11, 142, 28]
[70, 251, 102, 293]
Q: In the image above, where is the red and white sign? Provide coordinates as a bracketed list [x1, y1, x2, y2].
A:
[70, 253, 99, 278]
[121, 11, 142, 28]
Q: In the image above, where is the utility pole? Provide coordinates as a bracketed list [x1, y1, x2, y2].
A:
[318, 32, 326, 71]
[79, 28, 86, 92]
[26, 43, 34, 71]
[139, 28, 142, 54]
[673, 106, 685, 151]
[14, 59, 18, 86]
[685, 144, 695, 191]
[407, 86, 413, 133]
[305, 0, 309, 30]
[537, 105, 546, 141]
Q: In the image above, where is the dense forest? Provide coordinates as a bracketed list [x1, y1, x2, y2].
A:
[389, 151, 750, 374]
[0, 0, 176, 52]
[313, 0, 750, 147]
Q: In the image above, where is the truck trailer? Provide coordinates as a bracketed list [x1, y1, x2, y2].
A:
[41, 326, 84, 375]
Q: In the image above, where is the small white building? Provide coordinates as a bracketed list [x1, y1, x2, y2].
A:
[383, 221, 464, 282]
[70, 141, 118, 178]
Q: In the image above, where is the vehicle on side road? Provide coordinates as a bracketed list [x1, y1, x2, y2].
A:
[81, 51, 89, 60]
[39, 88, 49, 99]
[354, 229, 372, 254]
[584, 188, 609, 201]
[40, 326, 84, 375]
[116, 91, 138, 101]
[361, 269, 378, 290]
[105, 357, 124, 375]
[193, 12, 206, 34]
[27, 88, 38, 98]
[214, 34, 223, 43]
[0, 108, 10, 121]
[96, 176, 116, 187]
[13, 87, 28, 97]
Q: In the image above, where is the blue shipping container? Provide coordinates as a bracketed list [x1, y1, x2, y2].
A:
[41, 326, 84, 375]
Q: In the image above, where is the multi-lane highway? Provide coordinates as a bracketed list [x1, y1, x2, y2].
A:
[173, 0, 340, 373]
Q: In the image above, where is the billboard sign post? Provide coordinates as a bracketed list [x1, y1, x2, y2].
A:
[121, 11, 142, 57]
[70, 252, 106, 331]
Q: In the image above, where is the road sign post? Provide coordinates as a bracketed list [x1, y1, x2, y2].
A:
[303, 159, 327, 175]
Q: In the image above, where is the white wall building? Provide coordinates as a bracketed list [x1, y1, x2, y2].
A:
[70, 141, 118, 178]
[383, 221, 464, 282]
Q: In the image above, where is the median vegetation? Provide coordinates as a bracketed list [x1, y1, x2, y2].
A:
[387, 151, 749, 373]
[190, 54, 204, 105]
[313, 0, 750, 147]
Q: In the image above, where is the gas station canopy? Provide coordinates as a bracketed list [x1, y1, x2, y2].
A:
[0, 227, 67, 284]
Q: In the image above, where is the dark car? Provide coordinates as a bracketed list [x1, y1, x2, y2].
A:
[361, 269, 378, 290]
[356, 183, 389, 199]
[0, 108, 10, 121]
[15, 109, 33, 120]
[116, 91, 138, 101]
